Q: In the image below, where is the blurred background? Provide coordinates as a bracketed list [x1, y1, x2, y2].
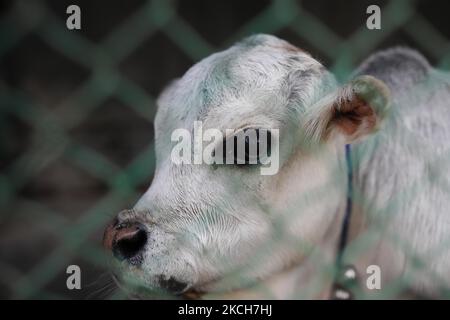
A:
[1, 0, 449, 299]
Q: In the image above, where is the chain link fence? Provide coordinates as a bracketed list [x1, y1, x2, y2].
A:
[1, 0, 450, 299]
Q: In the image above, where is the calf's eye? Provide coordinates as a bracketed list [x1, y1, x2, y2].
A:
[221, 128, 272, 165]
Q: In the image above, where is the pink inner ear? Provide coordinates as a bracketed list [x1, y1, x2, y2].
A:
[331, 95, 377, 136]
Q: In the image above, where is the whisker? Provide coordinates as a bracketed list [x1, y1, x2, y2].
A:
[85, 272, 118, 300]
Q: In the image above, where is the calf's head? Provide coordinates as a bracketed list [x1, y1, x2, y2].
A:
[103, 35, 390, 297]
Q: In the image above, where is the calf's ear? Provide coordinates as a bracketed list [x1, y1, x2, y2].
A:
[304, 75, 390, 144]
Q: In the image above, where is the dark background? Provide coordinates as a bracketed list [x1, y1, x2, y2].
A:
[1, 0, 449, 299]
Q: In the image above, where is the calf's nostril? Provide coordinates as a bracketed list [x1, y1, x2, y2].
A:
[111, 223, 148, 261]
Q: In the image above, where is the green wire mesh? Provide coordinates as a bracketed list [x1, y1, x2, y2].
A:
[0, 0, 449, 299]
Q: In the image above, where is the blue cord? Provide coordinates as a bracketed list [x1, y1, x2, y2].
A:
[336, 144, 353, 266]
